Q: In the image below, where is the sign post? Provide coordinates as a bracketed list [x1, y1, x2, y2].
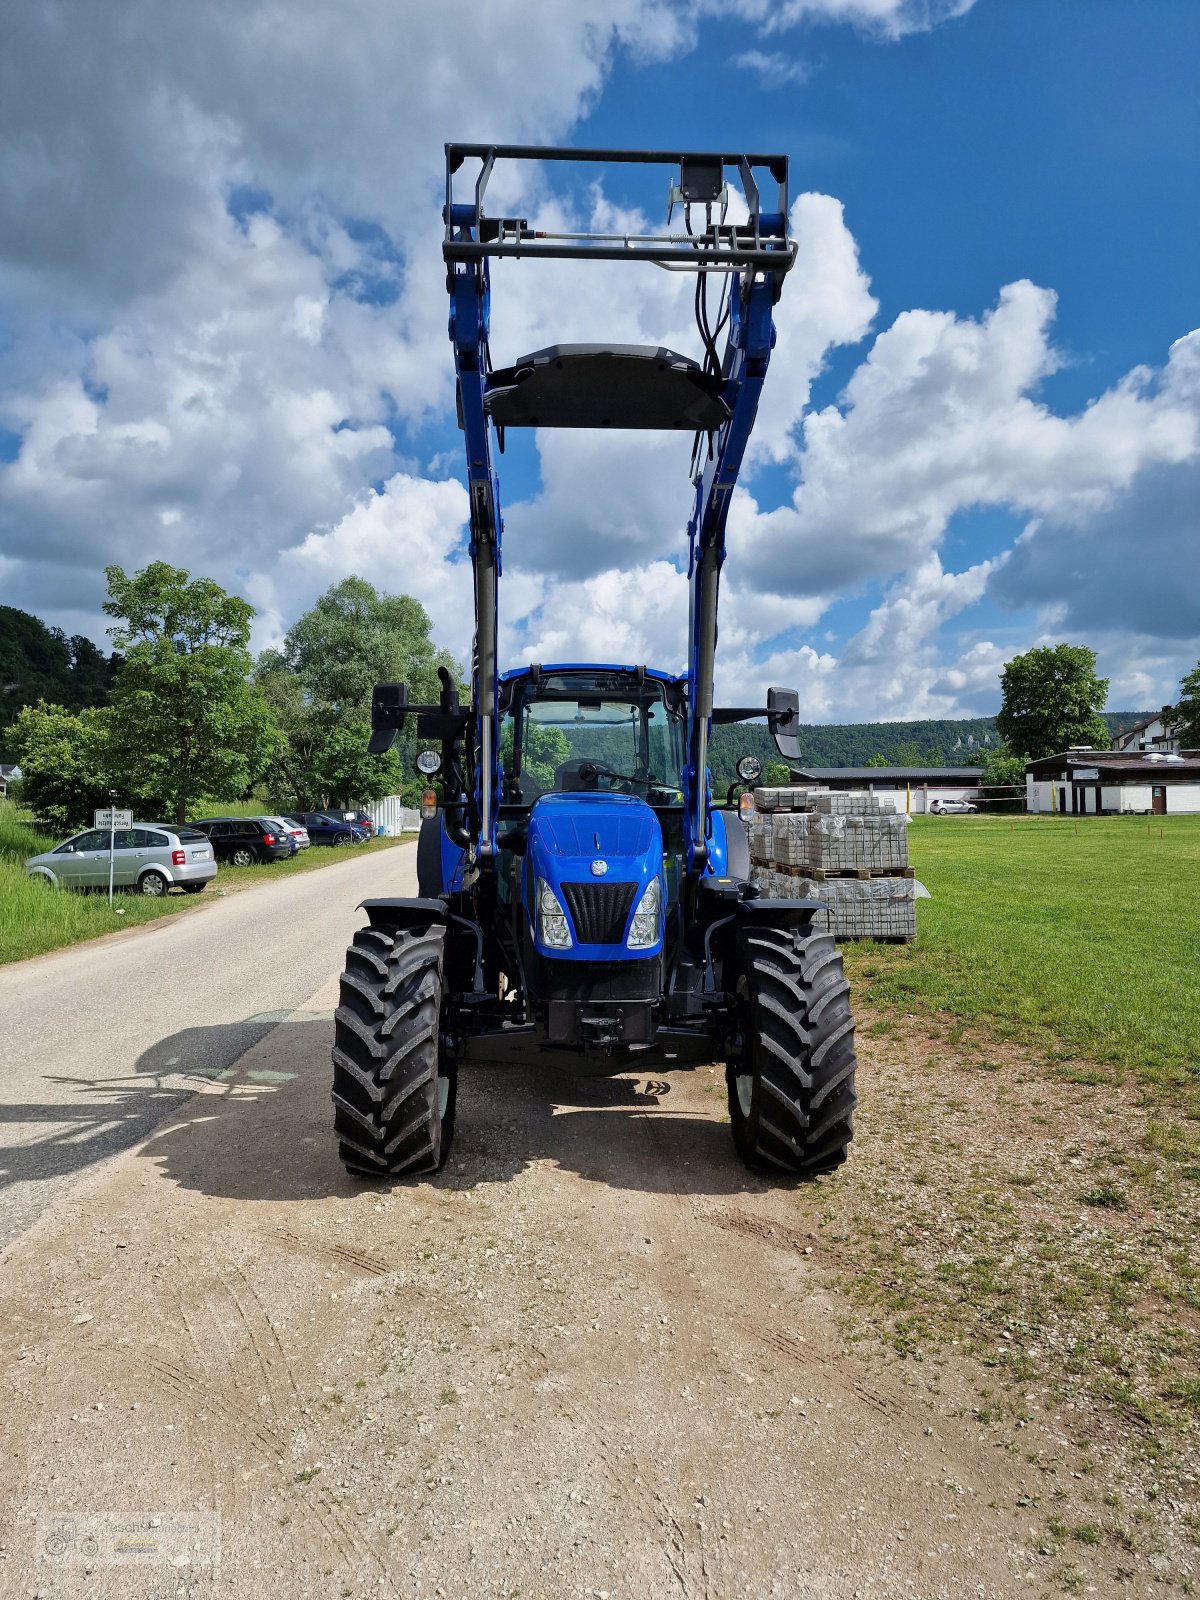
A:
[94, 807, 133, 907]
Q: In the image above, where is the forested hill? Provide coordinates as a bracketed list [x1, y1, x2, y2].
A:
[708, 710, 1151, 788]
[0, 605, 122, 735]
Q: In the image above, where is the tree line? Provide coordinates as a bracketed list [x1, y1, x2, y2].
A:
[4, 567, 1197, 834]
[1, 564, 457, 832]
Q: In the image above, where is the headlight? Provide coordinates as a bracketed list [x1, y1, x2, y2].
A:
[536, 877, 572, 948]
[627, 875, 661, 949]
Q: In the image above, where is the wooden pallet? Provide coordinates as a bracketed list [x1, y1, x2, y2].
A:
[771, 862, 914, 881]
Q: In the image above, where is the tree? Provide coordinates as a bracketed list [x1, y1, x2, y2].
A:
[258, 578, 461, 806]
[276, 577, 458, 719]
[8, 701, 116, 832]
[865, 754, 889, 768]
[104, 563, 279, 824]
[0, 606, 121, 739]
[1174, 661, 1200, 749]
[980, 745, 1028, 813]
[996, 644, 1110, 759]
[895, 740, 922, 766]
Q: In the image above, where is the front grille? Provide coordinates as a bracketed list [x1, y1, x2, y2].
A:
[562, 881, 637, 945]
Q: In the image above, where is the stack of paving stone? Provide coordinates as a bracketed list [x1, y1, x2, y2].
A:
[747, 785, 922, 941]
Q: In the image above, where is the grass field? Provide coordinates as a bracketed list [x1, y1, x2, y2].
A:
[846, 813, 1200, 1096]
[0, 799, 413, 966]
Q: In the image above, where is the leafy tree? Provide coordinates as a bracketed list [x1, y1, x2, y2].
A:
[104, 563, 279, 824]
[1174, 661, 1200, 749]
[895, 740, 922, 766]
[275, 577, 458, 718]
[996, 644, 1110, 759]
[8, 701, 116, 833]
[865, 754, 889, 768]
[979, 745, 1028, 812]
[258, 578, 460, 806]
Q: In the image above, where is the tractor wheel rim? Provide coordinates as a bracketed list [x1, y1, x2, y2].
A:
[735, 1073, 754, 1118]
[437, 1074, 450, 1118]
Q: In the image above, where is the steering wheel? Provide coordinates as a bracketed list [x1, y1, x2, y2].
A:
[554, 758, 624, 792]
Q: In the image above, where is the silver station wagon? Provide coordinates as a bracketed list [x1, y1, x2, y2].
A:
[25, 824, 218, 896]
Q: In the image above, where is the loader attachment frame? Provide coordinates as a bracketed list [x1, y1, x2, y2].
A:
[443, 144, 795, 875]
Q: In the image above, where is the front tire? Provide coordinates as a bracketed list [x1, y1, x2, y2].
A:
[332, 830, 351, 847]
[727, 925, 857, 1176]
[331, 922, 457, 1178]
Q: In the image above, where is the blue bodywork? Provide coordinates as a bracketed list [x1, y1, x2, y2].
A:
[432, 660, 737, 957]
[525, 793, 663, 961]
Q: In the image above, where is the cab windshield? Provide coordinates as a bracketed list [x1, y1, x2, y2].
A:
[500, 671, 685, 804]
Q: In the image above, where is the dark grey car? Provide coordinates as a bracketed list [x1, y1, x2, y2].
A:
[25, 825, 218, 895]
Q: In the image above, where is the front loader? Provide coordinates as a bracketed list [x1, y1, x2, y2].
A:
[332, 145, 857, 1179]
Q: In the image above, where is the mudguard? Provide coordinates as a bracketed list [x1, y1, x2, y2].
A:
[416, 814, 467, 896]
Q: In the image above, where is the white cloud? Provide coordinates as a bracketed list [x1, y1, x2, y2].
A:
[730, 287, 1200, 612]
[713, 0, 976, 42]
[731, 50, 813, 86]
[1, 0, 1195, 728]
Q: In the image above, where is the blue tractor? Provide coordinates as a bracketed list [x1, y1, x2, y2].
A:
[333, 145, 857, 1180]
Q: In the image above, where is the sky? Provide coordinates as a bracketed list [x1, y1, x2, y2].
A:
[0, 0, 1197, 721]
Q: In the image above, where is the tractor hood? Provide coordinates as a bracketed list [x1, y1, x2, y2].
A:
[526, 793, 663, 959]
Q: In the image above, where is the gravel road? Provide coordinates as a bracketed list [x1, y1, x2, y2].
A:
[0, 845, 418, 1249]
[0, 848, 1143, 1598]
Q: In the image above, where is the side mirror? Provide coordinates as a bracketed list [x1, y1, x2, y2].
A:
[767, 686, 801, 763]
[369, 682, 408, 754]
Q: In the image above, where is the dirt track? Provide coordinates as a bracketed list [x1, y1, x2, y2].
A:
[0, 847, 1183, 1597]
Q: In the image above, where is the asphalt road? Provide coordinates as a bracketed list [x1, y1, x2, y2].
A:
[0, 842, 418, 1249]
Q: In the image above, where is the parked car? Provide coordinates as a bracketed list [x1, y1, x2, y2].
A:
[333, 809, 374, 836]
[25, 824, 217, 895]
[286, 811, 368, 847]
[929, 797, 978, 814]
[259, 815, 310, 850]
[189, 817, 296, 865]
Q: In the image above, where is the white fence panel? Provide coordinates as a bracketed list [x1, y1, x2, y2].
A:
[367, 797, 421, 835]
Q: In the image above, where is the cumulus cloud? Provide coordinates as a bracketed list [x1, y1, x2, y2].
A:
[1, 0, 1195, 726]
[729, 287, 1200, 619]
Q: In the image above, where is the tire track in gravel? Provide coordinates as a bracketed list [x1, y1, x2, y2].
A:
[626, 1096, 758, 1600]
[527, 1339, 699, 1599]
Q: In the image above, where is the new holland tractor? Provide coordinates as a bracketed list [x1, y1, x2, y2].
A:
[332, 145, 858, 1180]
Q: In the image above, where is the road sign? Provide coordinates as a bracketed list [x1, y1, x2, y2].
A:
[94, 808, 133, 829]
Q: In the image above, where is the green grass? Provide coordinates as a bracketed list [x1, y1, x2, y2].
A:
[0, 799, 413, 966]
[846, 814, 1200, 1090]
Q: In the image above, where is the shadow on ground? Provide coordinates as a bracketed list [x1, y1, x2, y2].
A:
[0, 1013, 296, 1195]
[132, 1016, 777, 1202]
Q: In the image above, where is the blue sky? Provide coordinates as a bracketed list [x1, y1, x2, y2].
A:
[0, 0, 1196, 721]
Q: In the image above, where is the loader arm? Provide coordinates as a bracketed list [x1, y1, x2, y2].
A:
[443, 144, 795, 871]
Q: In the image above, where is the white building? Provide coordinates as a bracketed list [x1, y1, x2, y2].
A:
[1111, 709, 1181, 755]
[1026, 750, 1200, 816]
